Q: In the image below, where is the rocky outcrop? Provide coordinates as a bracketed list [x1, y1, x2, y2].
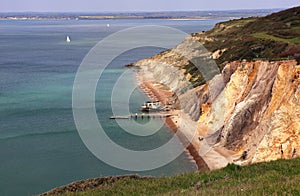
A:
[135, 51, 300, 169]
[199, 60, 300, 165]
[251, 62, 300, 162]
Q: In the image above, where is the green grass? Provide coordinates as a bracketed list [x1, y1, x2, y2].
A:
[193, 7, 300, 66]
[293, 26, 300, 34]
[253, 32, 300, 44]
[54, 158, 300, 195]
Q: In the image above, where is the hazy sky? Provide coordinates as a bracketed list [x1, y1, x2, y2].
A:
[1, 0, 299, 12]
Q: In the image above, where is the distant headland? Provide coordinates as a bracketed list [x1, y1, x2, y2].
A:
[0, 9, 280, 20]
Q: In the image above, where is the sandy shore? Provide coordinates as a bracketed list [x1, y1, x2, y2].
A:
[137, 72, 210, 171]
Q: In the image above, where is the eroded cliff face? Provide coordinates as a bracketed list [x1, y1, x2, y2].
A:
[133, 36, 222, 120]
[251, 62, 300, 163]
[199, 60, 300, 166]
[134, 53, 300, 169]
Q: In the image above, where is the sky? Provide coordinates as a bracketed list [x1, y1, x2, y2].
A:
[0, 0, 299, 12]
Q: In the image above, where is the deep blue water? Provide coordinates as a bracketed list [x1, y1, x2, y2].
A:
[0, 19, 221, 195]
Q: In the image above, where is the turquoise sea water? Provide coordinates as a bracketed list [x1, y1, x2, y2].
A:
[0, 19, 221, 195]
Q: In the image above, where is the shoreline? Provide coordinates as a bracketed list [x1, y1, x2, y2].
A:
[136, 72, 209, 171]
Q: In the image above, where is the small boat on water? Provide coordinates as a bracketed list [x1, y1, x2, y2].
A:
[66, 36, 71, 43]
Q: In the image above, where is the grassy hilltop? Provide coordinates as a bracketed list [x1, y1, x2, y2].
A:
[193, 6, 300, 68]
[43, 158, 300, 195]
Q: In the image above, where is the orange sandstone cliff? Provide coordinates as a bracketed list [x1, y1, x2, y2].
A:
[132, 6, 300, 170]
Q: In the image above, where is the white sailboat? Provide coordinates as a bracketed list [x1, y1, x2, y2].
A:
[66, 36, 71, 43]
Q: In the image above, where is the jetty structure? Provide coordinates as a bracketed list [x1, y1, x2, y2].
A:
[109, 112, 173, 119]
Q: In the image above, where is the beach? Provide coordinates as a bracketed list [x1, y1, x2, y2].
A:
[137, 72, 210, 171]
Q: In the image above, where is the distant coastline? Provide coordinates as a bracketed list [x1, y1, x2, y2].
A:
[0, 9, 280, 21]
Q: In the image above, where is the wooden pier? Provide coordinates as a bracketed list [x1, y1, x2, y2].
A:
[110, 113, 173, 119]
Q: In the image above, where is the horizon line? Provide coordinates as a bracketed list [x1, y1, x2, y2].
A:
[0, 7, 286, 14]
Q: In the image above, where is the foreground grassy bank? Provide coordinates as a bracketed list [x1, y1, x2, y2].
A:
[44, 158, 300, 195]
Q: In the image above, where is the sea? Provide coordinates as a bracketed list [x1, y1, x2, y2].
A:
[0, 19, 223, 195]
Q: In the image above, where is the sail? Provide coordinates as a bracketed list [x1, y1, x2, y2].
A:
[66, 36, 71, 43]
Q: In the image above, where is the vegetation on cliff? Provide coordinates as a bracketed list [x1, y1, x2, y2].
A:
[131, 7, 300, 88]
[193, 6, 300, 68]
[42, 158, 300, 195]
